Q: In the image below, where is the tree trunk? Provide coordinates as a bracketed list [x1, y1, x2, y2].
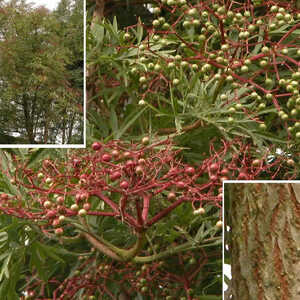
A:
[92, 0, 104, 26]
[21, 95, 35, 143]
[227, 183, 300, 300]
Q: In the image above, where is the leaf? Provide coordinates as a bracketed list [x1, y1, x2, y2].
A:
[91, 23, 104, 45]
[0, 252, 12, 281]
[114, 107, 147, 139]
[136, 18, 143, 44]
[27, 148, 48, 168]
[110, 108, 119, 134]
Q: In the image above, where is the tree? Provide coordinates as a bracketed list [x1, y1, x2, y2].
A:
[0, 0, 83, 144]
[224, 182, 300, 300]
[0, 142, 223, 299]
[0, 0, 299, 299]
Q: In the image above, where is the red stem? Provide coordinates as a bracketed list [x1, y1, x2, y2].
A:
[146, 197, 185, 227]
[90, 190, 119, 212]
[141, 193, 150, 223]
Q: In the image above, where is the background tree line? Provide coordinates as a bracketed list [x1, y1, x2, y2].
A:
[0, 0, 83, 144]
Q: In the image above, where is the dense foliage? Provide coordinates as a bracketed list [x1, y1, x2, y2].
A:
[0, 0, 83, 144]
[0, 0, 299, 299]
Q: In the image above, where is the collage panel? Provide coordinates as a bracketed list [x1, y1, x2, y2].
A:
[0, 0, 84, 146]
[0, 0, 299, 299]
[223, 181, 300, 300]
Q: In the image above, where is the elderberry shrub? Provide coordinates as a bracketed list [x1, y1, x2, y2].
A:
[0, 137, 295, 299]
[88, 1, 300, 144]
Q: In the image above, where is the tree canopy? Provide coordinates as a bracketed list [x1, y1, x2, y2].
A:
[0, 0, 83, 144]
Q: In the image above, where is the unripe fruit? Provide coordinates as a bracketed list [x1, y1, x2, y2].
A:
[37, 173, 44, 179]
[135, 166, 143, 175]
[78, 209, 87, 217]
[125, 160, 134, 168]
[209, 163, 219, 172]
[58, 215, 65, 222]
[238, 172, 248, 180]
[173, 78, 180, 86]
[122, 151, 131, 159]
[71, 204, 79, 211]
[52, 218, 60, 227]
[220, 169, 229, 176]
[176, 181, 186, 189]
[252, 159, 261, 167]
[241, 65, 248, 73]
[0, 193, 8, 200]
[75, 193, 82, 202]
[92, 142, 102, 151]
[73, 159, 81, 167]
[102, 154, 112, 162]
[167, 62, 175, 68]
[80, 192, 88, 201]
[216, 220, 223, 228]
[188, 257, 196, 264]
[259, 60, 268, 67]
[210, 174, 218, 181]
[259, 123, 267, 130]
[138, 158, 146, 165]
[45, 177, 52, 184]
[43, 201, 52, 209]
[45, 210, 56, 218]
[120, 180, 129, 189]
[185, 166, 195, 176]
[56, 196, 64, 204]
[83, 203, 91, 211]
[286, 159, 295, 166]
[139, 76, 147, 83]
[142, 136, 149, 145]
[55, 228, 64, 236]
[167, 192, 176, 200]
[153, 7, 161, 14]
[110, 171, 122, 181]
[124, 32, 131, 40]
[193, 207, 205, 215]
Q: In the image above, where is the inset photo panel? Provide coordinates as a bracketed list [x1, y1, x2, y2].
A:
[0, 0, 84, 147]
[223, 181, 300, 300]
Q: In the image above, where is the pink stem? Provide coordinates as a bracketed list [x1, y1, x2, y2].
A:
[142, 194, 150, 223]
[146, 197, 185, 227]
[90, 190, 119, 212]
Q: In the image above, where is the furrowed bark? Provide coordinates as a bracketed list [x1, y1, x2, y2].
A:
[229, 183, 300, 300]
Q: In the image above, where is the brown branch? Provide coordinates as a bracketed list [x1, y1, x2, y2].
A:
[157, 119, 204, 135]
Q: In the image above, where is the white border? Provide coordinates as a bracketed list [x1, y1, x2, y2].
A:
[222, 180, 300, 299]
[0, 0, 86, 149]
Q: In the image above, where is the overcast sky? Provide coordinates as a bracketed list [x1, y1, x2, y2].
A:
[29, 0, 61, 10]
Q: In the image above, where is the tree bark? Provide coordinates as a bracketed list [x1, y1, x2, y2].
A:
[92, 0, 104, 26]
[227, 183, 300, 300]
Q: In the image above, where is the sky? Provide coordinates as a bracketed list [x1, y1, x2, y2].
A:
[28, 0, 60, 10]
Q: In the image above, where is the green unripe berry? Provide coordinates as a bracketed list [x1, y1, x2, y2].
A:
[225, 75, 233, 82]
[259, 60, 268, 67]
[153, 7, 161, 14]
[167, 62, 175, 69]
[152, 19, 160, 27]
[261, 46, 269, 53]
[241, 65, 248, 73]
[154, 64, 161, 71]
[173, 78, 180, 86]
[265, 93, 273, 100]
[139, 76, 147, 83]
[259, 123, 267, 130]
